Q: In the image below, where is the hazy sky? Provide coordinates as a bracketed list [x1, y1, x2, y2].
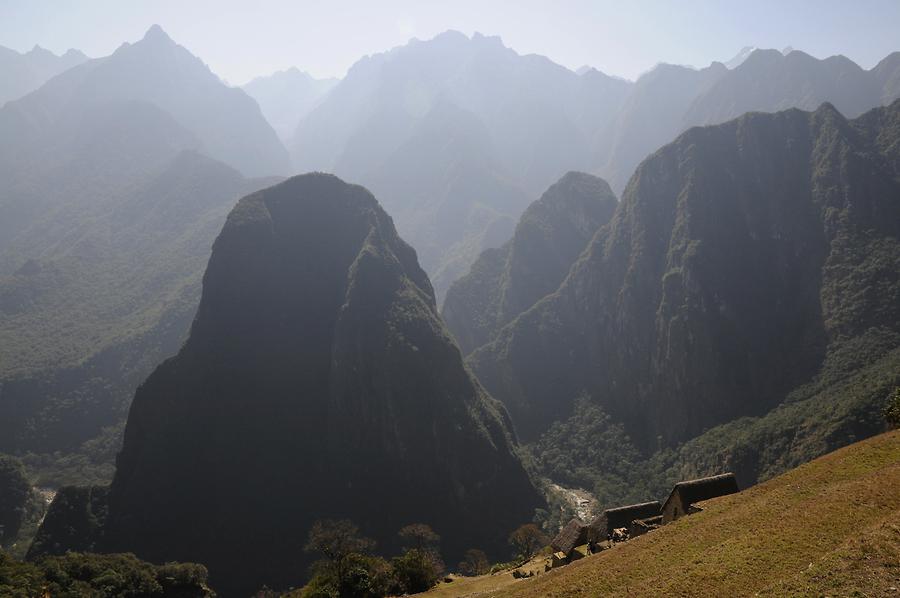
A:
[2, 0, 899, 84]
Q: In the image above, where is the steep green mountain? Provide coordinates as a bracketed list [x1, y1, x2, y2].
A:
[0, 44, 88, 107]
[442, 172, 617, 355]
[470, 100, 900, 454]
[291, 30, 631, 300]
[242, 67, 338, 142]
[30, 174, 542, 595]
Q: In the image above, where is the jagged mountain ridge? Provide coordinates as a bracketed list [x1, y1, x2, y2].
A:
[442, 171, 618, 355]
[470, 100, 900, 446]
[0, 25, 288, 179]
[73, 173, 543, 594]
[291, 30, 631, 300]
[288, 34, 900, 301]
[0, 44, 88, 106]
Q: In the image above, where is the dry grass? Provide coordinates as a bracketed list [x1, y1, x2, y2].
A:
[420, 430, 900, 597]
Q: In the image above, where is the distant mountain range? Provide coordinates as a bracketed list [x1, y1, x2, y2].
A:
[242, 67, 338, 142]
[286, 32, 900, 300]
[291, 30, 632, 300]
[0, 44, 88, 107]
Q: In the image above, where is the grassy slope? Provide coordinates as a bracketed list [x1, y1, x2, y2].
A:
[422, 430, 900, 597]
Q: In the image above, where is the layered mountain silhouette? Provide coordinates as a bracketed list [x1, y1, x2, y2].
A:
[291, 30, 630, 300]
[30, 174, 541, 594]
[287, 33, 900, 300]
[0, 25, 288, 179]
[0, 44, 88, 106]
[601, 48, 900, 192]
[470, 100, 900, 446]
[242, 67, 338, 142]
[442, 171, 617, 355]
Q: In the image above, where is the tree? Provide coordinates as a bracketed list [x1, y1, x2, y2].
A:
[457, 548, 489, 576]
[304, 519, 376, 593]
[508, 524, 549, 560]
[884, 387, 900, 428]
[397, 523, 440, 554]
[398, 523, 444, 576]
[304, 519, 375, 562]
[391, 549, 439, 594]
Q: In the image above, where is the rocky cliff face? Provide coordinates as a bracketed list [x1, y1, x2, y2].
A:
[442, 172, 617, 355]
[470, 101, 900, 444]
[96, 173, 540, 594]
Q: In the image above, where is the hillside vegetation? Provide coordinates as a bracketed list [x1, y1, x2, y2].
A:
[424, 429, 900, 597]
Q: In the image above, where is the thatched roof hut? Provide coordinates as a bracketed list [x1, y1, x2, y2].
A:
[661, 472, 739, 523]
[550, 518, 588, 556]
[588, 501, 661, 541]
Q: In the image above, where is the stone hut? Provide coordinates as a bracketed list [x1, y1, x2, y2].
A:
[550, 518, 588, 558]
[588, 501, 661, 542]
[661, 473, 739, 523]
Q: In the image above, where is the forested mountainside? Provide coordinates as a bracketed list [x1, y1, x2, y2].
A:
[442, 172, 617, 355]
[28, 174, 542, 595]
[0, 152, 276, 467]
[469, 101, 900, 498]
[242, 67, 338, 142]
[0, 27, 287, 484]
[287, 33, 900, 301]
[0, 44, 88, 107]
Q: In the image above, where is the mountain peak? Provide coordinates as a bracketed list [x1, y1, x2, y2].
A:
[63, 48, 88, 60]
[142, 24, 174, 45]
[724, 46, 757, 69]
[28, 44, 54, 57]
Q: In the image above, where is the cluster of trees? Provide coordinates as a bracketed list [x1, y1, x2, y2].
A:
[0, 550, 213, 597]
[296, 520, 443, 598]
[293, 519, 550, 597]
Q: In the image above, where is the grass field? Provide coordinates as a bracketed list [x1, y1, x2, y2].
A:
[422, 429, 900, 597]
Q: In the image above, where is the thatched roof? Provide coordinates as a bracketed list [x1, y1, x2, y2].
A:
[588, 501, 661, 539]
[550, 518, 588, 554]
[666, 473, 739, 508]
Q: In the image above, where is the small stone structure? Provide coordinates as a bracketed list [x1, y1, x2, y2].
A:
[661, 473, 739, 523]
[588, 500, 661, 542]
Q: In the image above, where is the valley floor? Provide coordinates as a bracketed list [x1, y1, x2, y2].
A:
[420, 429, 900, 597]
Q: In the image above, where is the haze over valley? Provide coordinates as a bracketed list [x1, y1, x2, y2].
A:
[1, 2, 899, 596]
